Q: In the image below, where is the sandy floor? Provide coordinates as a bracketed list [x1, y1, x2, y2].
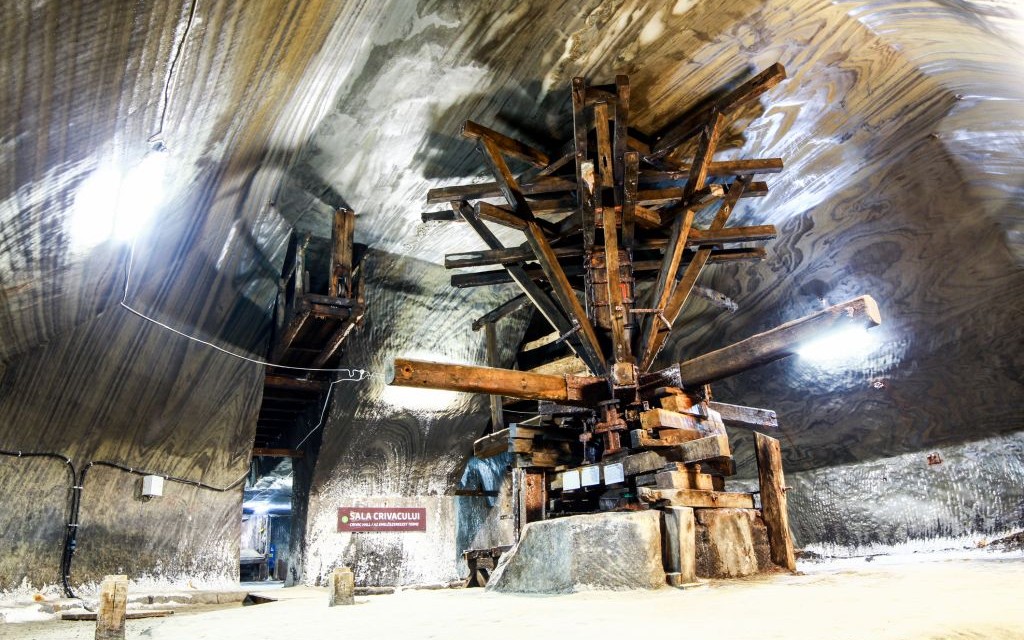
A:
[4, 555, 1024, 640]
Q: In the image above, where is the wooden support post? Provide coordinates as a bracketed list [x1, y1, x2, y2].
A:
[572, 77, 595, 250]
[613, 75, 630, 185]
[755, 432, 796, 571]
[328, 208, 354, 298]
[672, 295, 882, 386]
[594, 102, 614, 189]
[295, 235, 307, 299]
[601, 160, 632, 369]
[512, 468, 545, 540]
[95, 574, 127, 640]
[662, 507, 697, 585]
[328, 567, 355, 606]
[622, 151, 639, 249]
[484, 322, 504, 431]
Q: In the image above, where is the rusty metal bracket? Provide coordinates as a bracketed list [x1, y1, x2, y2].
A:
[631, 307, 672, 331]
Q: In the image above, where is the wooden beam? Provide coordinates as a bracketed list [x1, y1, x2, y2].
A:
[650, 63, 787, 160]
[642, 158, 784, 181]
[462, 120, 549, 168]
[594, 101, 614, 188]
[640, 408, 699, 432]
[474, 428, 510, 458]
[630, 428, 702, 448]
[670, 295, 882, 386]
[423, 162, 777, 207]
[641, 180, 767, 212]
[572, 77, 594, 250]
[639, 177, 749, 370]
[613, 75, 630, 185]
[709, 401, 779, 430]
[95, 575, 128, 640]
[456, 201, 599, 373]
[685, 111, 726, 198]
[311, 317, 359, 369]
[472, 294, 532, 331]
[662, 506, 697, 585]
[271, 307, 310, 362]
[755, 432, 796, 571]
[523, 217, 608, 375]
[473, 201, 562, 237]
[622, 151, 639, 248]
[476, 137, 607, 375]
[264, 374, 327, 393]
[601, 153, 632, 367]
[645, 207, 694, 350]
[387, 358, 606, 405]
[688, 224, 776, 245]
[676, 434, 731, 462]
[426, 175, 575, 205]
[450, 248, 765, 288]
[638, 487, 755, 509]
[444, 226, 776, 269]
[484, 322, 504, 431]
[328, 208, 354, 298]
[639, 110, 724, 361]
[252, 448, 305, 458]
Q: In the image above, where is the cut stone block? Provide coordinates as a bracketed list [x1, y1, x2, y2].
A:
[487, 511, 666, 593]
[694, 508, 774, 578]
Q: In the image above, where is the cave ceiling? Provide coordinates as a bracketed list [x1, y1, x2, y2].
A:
[1, 0, 1021, 473]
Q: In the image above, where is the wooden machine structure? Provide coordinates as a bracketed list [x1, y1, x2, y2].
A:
[253, 208, 365, 456]
[389, 65, 881, 580]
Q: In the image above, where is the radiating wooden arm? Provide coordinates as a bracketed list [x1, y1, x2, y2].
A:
[643, 295, 882, 389]
[387, 358, 606, 406]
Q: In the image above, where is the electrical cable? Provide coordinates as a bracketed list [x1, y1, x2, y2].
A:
[119, 238, 377, 378]
[0, 450, 77, 598]
[1, 449, 254, 598]
[294, 378, 344, 450]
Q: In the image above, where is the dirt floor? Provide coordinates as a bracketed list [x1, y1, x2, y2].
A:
[4, 555, 1024, 640]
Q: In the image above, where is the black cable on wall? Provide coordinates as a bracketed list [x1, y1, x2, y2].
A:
[1, 449, 247, 598]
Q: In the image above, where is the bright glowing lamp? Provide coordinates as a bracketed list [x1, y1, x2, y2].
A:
[70, 152, 166, 250]
[796, 324, 878, 364]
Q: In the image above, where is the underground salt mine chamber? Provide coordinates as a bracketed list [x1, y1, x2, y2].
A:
[1, 1, 1022, 638]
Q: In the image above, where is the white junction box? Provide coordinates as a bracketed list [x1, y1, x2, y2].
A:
[561, 469, 581, 492]
[141, 475, 164, 498]
[580, 465, 601, 487]
[603, 462, 625, 485]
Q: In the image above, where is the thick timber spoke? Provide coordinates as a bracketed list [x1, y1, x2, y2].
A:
[640, 176, 749, 370]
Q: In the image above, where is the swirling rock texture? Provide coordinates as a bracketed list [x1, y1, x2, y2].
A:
[1, 0, 1021, 590]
